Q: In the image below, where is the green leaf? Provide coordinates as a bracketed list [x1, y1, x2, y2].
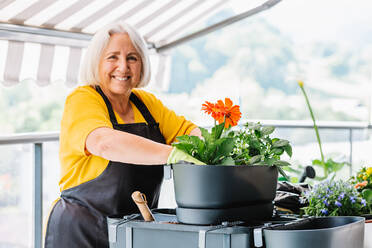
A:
[284, 145, 292, 157]
[272, 148, 284, 155]
[248, 155, 262, 164]
[253, 161, 267, 166]
[175, 135, 191, 143]
[272, 139, 289, 148]
[312, 159, 326, 170]
[362, 189, 372, 203]
[246, 122, 261, 130]
[180, 135, 203, 149]
[271, 138, 279, 143]
[277, 166, 289, 180]
[312, 159, 323, 165]
[254, 129, 262, 138]
[330, 209, 338, 216]
[208, 137, 235, 164]
[172, 143, 195, 155]
[173, 135, 206, 162]
[265, 157, 276, 166]
[273, 160, 291, 167]
[200, 127, 212, 143]
[196, 139, 206, 156]
[211, 122, 225, 140]
[325, 158, 345, 172]
[188, 135, 203, 144]
[221, 156, 235, 165]
[282, 166, 301, 173]
[261, 126, 275, 136]
[265, 137, 273, 145]
[215, 137, 235, 157]
[290, 177, 299, 183]
[249, 139, 261, 150]
[203, 141, 218, 163]
[227, 130, 236, 138]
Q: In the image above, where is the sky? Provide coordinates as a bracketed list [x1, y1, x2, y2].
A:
[256, 0, 372, 47]
[157, 0, 372, 125]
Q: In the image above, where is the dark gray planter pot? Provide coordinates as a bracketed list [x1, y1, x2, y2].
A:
[263, 216, 365, 248]
[172, 163, 278, 224]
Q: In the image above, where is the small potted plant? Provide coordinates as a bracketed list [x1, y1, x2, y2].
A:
[350, 166, 372, 246]
[350, 167, 372, 206]
[302, 179, 370, 217]
[302, 178, 371, 247]
[170, 98, 292, 224]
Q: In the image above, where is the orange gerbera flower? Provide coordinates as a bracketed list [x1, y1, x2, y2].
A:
[202, 101, 216, 116]
[202, 98, 241, 128]
[202, 101, 223, 121]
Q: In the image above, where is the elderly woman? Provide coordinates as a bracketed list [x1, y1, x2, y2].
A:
[44, 21, 202, 247]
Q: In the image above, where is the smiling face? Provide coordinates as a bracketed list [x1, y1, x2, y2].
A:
[98, 33, 142, 97]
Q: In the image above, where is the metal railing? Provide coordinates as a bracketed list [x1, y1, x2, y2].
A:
[0, 131, 59, 248]
[0, 121, 370, 248]
[249, 120, 370, 174]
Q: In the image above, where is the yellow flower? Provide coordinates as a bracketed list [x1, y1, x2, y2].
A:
[363, 175, 368, 180]
[297, 80, 304, 87]
[366, 167, 372, 176]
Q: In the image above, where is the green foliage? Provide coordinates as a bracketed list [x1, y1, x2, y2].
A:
[297, 82, 350, 180]
[173, 123, 235, 165]
[173, 121, 293, 178]
[362, 189, 372, 203]
[17, 116, 40, 132]
[303, 180, 371, 216]
[231, 122, 292, 178]
[0, 82, 67, 133]
[312, 158, 350, 180]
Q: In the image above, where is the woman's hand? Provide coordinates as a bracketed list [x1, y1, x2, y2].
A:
[166, 147, 205, 165]
[166, 127, 204, 165]
[86, 127, 172, 165]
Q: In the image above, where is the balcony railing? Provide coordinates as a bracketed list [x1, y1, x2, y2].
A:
[0, 131, 58, 248]
[0, 121, 370, 248]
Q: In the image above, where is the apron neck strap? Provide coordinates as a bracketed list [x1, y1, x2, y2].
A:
[95, 86, 156, 125]
[129, 92, 156, 125]
[95, 86, 118, 125]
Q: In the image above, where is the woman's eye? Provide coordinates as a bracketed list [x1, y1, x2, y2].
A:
[108, 55, 117, 60]
[127, 56, 138, 62]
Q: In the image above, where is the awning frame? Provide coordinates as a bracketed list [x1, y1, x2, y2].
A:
[0, 0, 281, 51]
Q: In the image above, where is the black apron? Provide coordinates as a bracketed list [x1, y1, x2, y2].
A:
[45, 86, 165, 247]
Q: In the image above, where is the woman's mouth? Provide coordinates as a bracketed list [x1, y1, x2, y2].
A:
[112, 76, 131, 81]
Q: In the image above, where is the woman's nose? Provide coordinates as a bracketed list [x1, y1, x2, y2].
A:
[116, 57, 129, 72]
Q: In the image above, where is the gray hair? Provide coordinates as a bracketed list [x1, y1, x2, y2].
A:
[80, 21, 151, 88]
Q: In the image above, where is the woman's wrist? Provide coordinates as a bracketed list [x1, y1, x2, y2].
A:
[163, 145, 174, 163]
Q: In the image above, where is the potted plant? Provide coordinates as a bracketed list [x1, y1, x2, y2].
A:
[302, 178, 372, 247]
[170, 98, 292, 224]
[350, 166, 372, 246]
[350, 167, 372, 207]
[302, 179, 370, 217]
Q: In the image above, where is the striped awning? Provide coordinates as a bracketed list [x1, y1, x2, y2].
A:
[0, 0, 280, 88]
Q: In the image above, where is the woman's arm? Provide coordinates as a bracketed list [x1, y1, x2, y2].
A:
[86, 127, 173, 165]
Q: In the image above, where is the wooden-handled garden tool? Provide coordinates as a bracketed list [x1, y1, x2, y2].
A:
[131, 191, 155, 222]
